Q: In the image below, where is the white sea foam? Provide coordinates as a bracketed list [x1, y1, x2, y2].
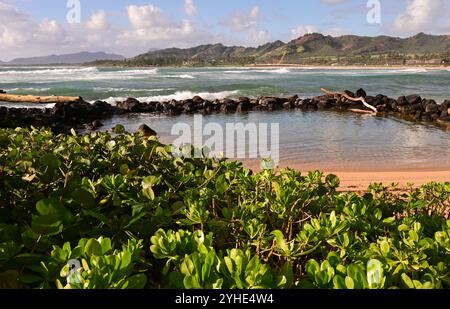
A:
[167, 74, 195, 79]
[256, 68, 291, 74]
[0, 67, 99, 75]
[6, 87, 51, 92]
[225, 68, 291, 74]
[102, 90, 240, 105]
[115, 68, 159, 74]
[93, 87, 175, 92]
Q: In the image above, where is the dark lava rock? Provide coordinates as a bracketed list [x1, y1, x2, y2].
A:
[405, 94, 422, 105]
[355, 88, 367, 98]
[344, 90, 355, 98]
[220, 100, 237, 113]
[259, 97, 278, 107]
[399, 105, 414, 114]
[439, 100, 450, 111]
[414, 111, 423, 120]
[0, 90, 6, 94]
[424, 100, 439, 113]
[92, 120, 103, 129]
[202, 100, 213, 109]
[238, 97, 250, 104]
[192, 96, 205, 105]
[397, 96, 409, 106]
[183, 102, 197, 113]
[317, 99, 334, 109]
[430, 113, 440, 121]
[117, 98, 142, 112]
[288, 95, 299, 104]
[421, 114, 432, 122]
[237, 101, 253, 113]
[137, 124, 157, 137]
[283, 102, 294, 109]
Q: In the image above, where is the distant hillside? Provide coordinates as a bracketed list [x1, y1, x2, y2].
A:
[6, 52, 125, 65]
[127, 33, 450, 66]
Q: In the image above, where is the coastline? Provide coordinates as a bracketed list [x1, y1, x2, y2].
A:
[243, 161, 450, 191]
[244, 64, 450, 71]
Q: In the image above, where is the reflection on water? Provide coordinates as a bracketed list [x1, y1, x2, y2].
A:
[97, 110, 450, 172]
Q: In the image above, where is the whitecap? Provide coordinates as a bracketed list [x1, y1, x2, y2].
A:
[101, 90, 240, 104]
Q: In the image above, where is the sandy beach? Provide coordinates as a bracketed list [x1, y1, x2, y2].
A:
[246, 64, 450, 71]
[243, 160, 450, 192]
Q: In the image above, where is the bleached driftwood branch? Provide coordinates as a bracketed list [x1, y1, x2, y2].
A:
[0, 93, 81, 104]
[320, 88, 378, 114]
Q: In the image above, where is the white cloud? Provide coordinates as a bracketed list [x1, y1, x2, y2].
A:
[118, 4, 207, 46]
[291, 25, 318, 39]
[126, 4, 167, 29]
[0, 2, 213, 60]
[0, 2, 65, 54]
[87, 10, 109, 31]
[223, 5, 270, 46]
[391, 0, 443, 35]
[250, 30, 271, 45]
[227, 5, 262, 32]
[184, 0, 197, 16]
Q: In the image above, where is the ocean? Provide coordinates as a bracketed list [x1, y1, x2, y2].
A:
[1, 66, 450, 171]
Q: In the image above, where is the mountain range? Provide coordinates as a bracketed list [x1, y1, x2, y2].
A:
[126, 33, 450, 66]
[2, 52, 125, 65]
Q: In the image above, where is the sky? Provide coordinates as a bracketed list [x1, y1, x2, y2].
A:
[0, 0, 449, 61]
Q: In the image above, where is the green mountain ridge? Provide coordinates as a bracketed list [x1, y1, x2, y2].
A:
[99, 33, 450, 66]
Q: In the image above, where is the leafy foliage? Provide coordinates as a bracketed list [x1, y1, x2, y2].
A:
[0, 127, 449, 289]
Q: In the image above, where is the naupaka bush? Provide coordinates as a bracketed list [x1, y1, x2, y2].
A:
[0, 127, 449, 289]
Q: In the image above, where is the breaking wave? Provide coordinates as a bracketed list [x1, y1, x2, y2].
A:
[102, 90, 240, 105]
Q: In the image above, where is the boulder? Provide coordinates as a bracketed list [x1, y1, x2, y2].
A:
[430, 113, 440, 121]
[424, 100, 439, 113]
[376, 104, 387, 112]
[344, 90, 355, 98]
[283, 102, 294, 109]
[355, 88, 367, 98]
[183, 102, 197, 113]
[236, 101, 253, 113]
[0, 90, 5, 94]
[397, 96, 408, 106]
[202, 100, 213, 109]
[414, 111, 422, 120]
[238, 97, 250, 104]
[317, 99, 333, 109]
[137, 124, 157, 137]
[220, 99, 237, 113]
[259, 97, 278, 107]
[117, 98, 142, 112]
[405, 94, 421, 105]
[92, 120, 103, 129]
[192, 96, 204, 105]
[288, 95, 299, 104]
[421, 114, 432, 122]
[399, 105, 414, 114]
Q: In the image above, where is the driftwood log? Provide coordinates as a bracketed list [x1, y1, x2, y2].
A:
[0, 93, 81, 104]
[320, 88, 378, 114]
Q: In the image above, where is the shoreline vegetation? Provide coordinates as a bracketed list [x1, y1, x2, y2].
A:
[0, 126, 449, 289]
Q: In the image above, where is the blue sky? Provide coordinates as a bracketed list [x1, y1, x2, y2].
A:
[1, 0, 449, 60]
